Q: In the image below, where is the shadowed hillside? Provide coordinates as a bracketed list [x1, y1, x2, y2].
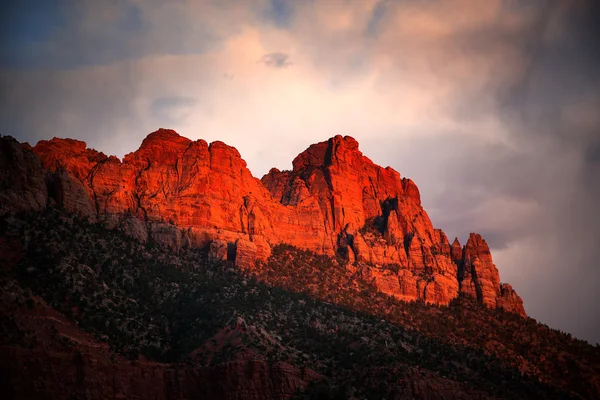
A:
[1, 208, 598, 399]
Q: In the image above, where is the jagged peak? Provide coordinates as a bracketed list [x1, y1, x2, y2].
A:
[331, 134, 359, 150]
[209, 140, 241, 156]
[32, 137, 108, 176]
[464, 232, 492, 262]
[401, 178, 421, 206]
[34, 137, 90, 154]
[466, 232, 487, 246]
[450, 237, 463, 263]
[21, 142, 33, 151]
[131, 130, 246, 166]
[291, 135, 363, 171]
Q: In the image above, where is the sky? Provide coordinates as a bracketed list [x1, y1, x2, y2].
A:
[1, 0, 598, 344]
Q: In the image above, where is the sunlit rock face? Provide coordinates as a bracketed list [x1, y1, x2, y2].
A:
[261, 135, 523, 314]
[0, 129, 524, 315]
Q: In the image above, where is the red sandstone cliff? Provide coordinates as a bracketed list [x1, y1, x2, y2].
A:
[0, 130, 525, 315]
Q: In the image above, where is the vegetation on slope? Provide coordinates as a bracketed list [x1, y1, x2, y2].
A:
[1, 208, 598, 399]
[257, 244, 600, 398]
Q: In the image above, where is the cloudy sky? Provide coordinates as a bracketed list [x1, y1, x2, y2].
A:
[1, 0, 598, 344]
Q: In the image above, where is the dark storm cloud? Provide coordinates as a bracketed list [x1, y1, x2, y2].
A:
[0, 0, 229, 70]
[585, 142, 600, 164]
[264, 0, 294, 28]
[366, 0, 388, 37]
[259, 52, 293, 68]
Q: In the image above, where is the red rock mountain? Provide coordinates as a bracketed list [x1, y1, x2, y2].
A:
[0, 129, 524, 315]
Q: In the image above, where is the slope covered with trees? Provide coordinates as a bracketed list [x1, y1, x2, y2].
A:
[1, 208, 598, 399]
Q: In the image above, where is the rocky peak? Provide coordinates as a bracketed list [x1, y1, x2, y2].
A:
[451, 237, 463, 263]
[456, 232, 518, 312]
[498, 283, 526, 316]
[328, 135, 361, 165]
[33, 137, 104, 163]
[291, 135, 362, 171]
[464, 233, 492, 263]
[34, 137, 107, 179]
[124, 128, 192, 164]
[209, 140, 246, 168]
[0, 135, 48, 214]
[1, 131, 526, 316]
[291, 140, 329, 171]
[139, 128, 189, 148]
[401, 178, 421, 206]
[35, 137, 88, 154]
[434, 229, 451, 255]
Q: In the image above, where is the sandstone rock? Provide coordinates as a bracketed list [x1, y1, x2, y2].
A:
[370, 267, 402, 298]
[451, 238, 463, 263]
[425, 273, 460, 305]
[34, 136, 107, 182]
[347, 246, 356, 264]
[434, 229, 452, 256]
[124, 217, 150, 243]
[235, 239, 257, 269]
[396, 269, 419, 302]
[150, 223, 183, 250]
[384, 210, 402, 245]
[352, 234, 371, 263]
[209, 239, 229, 262]
[497, 283, 526, 316]
[406, 235, 425, 270]
[460, 233, 501, 307]
[0, 130, 526, 315]
[47, 169, 97, 218]
[0, 136, 48, 214]
[251, 235, 272, 260]
[401, 177, 421, 206]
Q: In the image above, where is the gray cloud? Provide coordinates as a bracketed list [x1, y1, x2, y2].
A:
[259, 52, 293, 68]
[359, 1, 600, 344]
[150, 96, 197, 124]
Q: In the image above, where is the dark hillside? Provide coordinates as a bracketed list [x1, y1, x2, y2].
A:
[1, 208, 597, 399]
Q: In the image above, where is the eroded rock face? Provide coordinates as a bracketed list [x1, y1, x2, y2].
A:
[0, 131, 525, 315]
[498, 283, 526, 316]
[0, 136, 48, 214]
[459, 233, 501, 307]
[210, 239, 229, 262]
[235, 239, 258, 269]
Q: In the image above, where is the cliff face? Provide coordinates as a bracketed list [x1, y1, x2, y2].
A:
[0, 136, 48, 214]
[261, 136, 523, 315]
[0, 130, 524, 315]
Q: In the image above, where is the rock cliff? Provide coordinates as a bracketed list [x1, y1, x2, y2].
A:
[0, 130, 524, 315]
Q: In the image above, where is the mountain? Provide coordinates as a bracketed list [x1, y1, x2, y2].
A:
[2, 130, 523, 313]
[1, 130, 598, 399]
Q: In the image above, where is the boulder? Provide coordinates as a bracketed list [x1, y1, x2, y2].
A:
[209, 239, 229, 262]
[235, 239, 257, 269]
